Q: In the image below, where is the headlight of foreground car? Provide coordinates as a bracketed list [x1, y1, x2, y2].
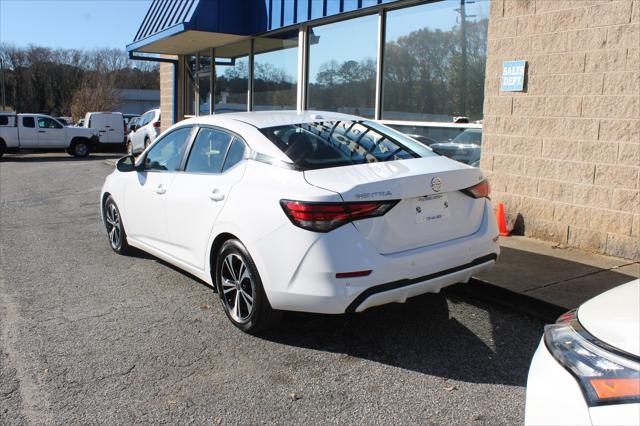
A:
[544, 310, 640, 406]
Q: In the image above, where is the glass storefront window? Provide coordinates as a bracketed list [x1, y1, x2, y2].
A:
[307, 14, 378, 118]
[198, 53, 212, 115]
[382, 0, 489, 122]
[253, 31, 298, 111]
[214, 40, 250, 114]
[185, 55, 197, 116]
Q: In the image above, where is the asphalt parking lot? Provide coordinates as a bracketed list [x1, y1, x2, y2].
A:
[1, 153, 544, 424]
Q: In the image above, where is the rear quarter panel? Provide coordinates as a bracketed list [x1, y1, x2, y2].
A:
[205, 160, 342, 291]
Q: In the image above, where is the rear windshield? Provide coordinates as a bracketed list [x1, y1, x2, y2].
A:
[453, 129, 482, 145]
[260, 120, 436, 170]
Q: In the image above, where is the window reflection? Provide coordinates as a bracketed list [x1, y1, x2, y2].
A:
[253, 31, 298, 111]
[214, 41, 250, 114]
[198, 53, 211, 115]
[307, 14, 378, 118]
[185, 55, 196, 116]
[382, 0, 489, 122]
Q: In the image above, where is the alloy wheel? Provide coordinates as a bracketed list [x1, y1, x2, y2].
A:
[220, 253, 255, 323]
[105, 202, 122, 249]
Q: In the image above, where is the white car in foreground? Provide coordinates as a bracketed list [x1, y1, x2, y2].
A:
[101, 111, 499, 333]
[525, 280, 640, 425]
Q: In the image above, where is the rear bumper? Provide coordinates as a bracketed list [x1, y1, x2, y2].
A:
[260, 199, 500, 314]
[346, 253, 496, 313]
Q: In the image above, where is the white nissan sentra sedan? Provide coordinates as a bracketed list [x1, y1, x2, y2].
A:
[101, 111, 499, 333]
[525, 280, 640, 426]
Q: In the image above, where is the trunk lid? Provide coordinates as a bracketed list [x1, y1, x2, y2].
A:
[304, 157, 487, 254]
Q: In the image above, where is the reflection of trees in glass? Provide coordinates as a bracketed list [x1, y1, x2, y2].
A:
[214, 60, 248, 106]
[253, 62, 296, 109]
[383, 18, 489, 121]
[215, 60, 297, 109]
[309, 58, 376, 117]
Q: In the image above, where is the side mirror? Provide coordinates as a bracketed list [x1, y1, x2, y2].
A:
[116, 155, 138, 172]
[130, 125, 138, 132]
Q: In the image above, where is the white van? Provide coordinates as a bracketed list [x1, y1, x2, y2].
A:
[83, 112, 125, 146]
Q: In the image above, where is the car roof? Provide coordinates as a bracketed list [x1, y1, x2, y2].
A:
[186, 110, 363, 129]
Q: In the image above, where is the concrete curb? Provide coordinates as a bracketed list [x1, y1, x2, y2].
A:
[450, 278, 565, 323]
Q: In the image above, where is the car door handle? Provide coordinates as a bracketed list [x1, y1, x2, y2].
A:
[38, 130, 46, 133]
[209, 189, 225, 202]
[155, 184, 166, 195]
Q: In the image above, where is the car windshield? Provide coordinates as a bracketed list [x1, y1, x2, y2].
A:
[260, 120, 436, 170]
[452, 129, 482, 145]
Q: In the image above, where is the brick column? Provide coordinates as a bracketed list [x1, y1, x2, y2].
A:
[482, 0, 639, 259]
[159, 62, 174, 132]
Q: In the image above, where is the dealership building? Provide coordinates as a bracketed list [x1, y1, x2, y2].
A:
[128, 0, 639, 260]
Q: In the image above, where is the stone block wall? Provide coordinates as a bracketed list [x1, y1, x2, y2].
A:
[482, 0, 639, 259]
[159, 62, 174, 133]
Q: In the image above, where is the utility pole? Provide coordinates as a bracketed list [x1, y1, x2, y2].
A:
[460, 0, 467, 117]
[0, 57, 5, 112]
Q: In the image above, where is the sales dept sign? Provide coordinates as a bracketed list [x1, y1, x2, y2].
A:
[501, 60, 527, 92]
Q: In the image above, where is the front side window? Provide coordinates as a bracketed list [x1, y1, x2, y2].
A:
[260, 120, 435, 170]
[307, 15, 378, 117]
[38, 117, 63, 129]
[22, 117, 35, 128]
[0, 116, 9, 125]
[185, 128, 237, 174]
[143, 127, 192, 171]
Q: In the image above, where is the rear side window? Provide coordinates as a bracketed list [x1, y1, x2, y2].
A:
[222, 139, 246, 172]
[0, 116, 9, 126]
[22, 117, 35, 128]
[185, 128, 234, 174]
[260, 120, 435, 170]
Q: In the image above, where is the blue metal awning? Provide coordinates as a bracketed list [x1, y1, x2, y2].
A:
[128, 0, 402, 54]
[133, 0, 199, 43]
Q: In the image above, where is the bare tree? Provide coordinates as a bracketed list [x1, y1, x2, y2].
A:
[0, 43, 159, 116]
[70, 75, 121, 121]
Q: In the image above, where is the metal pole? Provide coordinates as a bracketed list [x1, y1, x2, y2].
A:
[374, 9, 385, 120]
[210, 48, 215, 115]
[0, 58, 5, 112]
[460, 0, 467, 116]
[248, 39, 254, 112]
[297, 25, 308, 114]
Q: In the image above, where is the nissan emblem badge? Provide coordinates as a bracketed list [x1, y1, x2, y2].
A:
[431, 177, 443, 192]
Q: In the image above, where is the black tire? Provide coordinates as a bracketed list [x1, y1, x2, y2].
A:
[215, 239, 281, 334]
[103, 196, 131, 255]
[69, 139, 90, 157]
[144, 137, 150, 149]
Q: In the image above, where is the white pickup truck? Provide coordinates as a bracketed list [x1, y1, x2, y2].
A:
[0, 113, 99, 157]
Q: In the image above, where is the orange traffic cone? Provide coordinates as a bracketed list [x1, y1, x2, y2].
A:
[496, 203, 510, 237]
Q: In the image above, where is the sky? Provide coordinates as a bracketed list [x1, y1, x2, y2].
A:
[0, 0, 153, 50]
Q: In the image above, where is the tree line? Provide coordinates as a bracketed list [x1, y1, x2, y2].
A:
[0, 44, 159, 120]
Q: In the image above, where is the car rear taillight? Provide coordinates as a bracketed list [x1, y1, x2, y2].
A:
[462, 179, 490, 199]
[153, 121, 160, 128]
[280, 199, 399, 232]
